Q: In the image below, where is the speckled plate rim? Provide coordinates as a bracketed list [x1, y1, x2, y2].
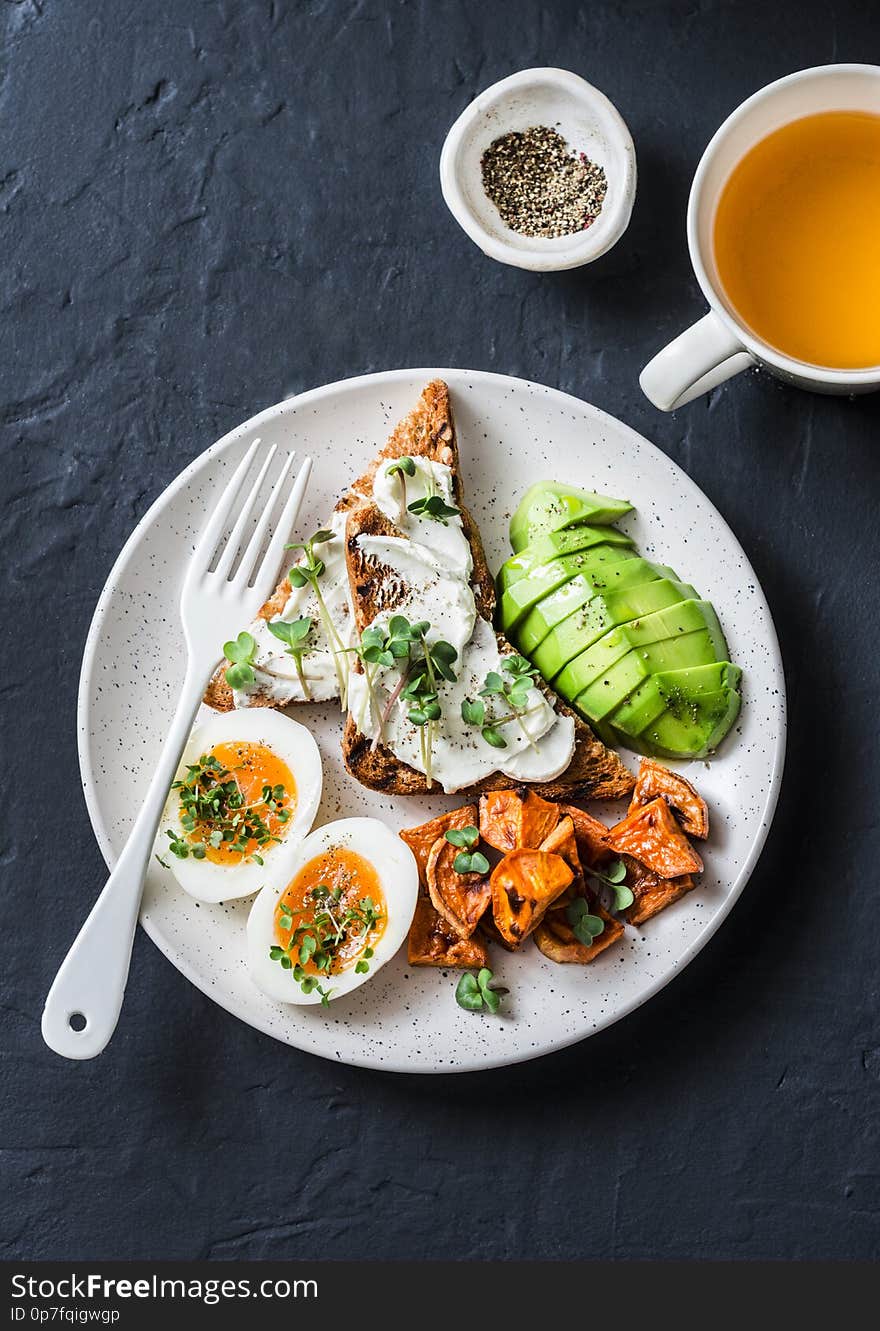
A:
[77, 368, 786, 1073]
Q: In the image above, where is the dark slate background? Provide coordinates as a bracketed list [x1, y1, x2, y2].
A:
[2, 0, 878, 1262]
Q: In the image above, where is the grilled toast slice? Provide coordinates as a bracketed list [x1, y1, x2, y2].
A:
[341, 381, 634, 801]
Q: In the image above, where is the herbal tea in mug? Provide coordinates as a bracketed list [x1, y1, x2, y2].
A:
[713, 110, 880, 369]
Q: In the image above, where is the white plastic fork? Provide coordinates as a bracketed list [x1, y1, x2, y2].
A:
[42, 440, 312, 1060]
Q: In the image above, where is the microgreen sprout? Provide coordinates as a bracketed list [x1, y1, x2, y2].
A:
[407, 494, 461, 524]
[223, 631, 258, 691]
[387, 455, 416, 510]
[566, 898, 606, 948]
[351, 615, 457, 787]
[270, 881, 383, 1003]
[455, 967, 508, 1015]
[352, 615, 422, 747]
[444, 826, 490, 875]
[284, 529, 349, 705]
[461, 654, 543, 750]
[266, 614, 313, 699]
[588, 858, 633, 912]
[400, 627, 457, 788]
[390, 455, 461, 525]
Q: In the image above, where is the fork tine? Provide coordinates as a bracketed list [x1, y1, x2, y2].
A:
[187, 437, 263, 577]
[213, 444, 277, 580]
[235, 449, 298, 586]
[248, 455, 313, 604]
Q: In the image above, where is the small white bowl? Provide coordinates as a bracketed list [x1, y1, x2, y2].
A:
[440, 67, 636, 272]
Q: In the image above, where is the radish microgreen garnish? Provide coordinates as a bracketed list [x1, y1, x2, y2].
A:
[400, 629, 458, 788]
[390, 455, 460, 525]
[352, 615, 457, 786]
[407, 494, 460, 524]
[352, 616, 422, 746]
[271, 882, 383, 1003]
[455, 967, 508, 1014]
[461, 655, 543, 750]
[588, 858, 633, 912]
[566, 898, 606, 947]
[223, 631, 258, 690]
[387, 455, 416, 510]
[444, 825, 489, 875]
[266, 614, 314, 699]
[164, 756, 291, 864]
[284, 529, 350, 706]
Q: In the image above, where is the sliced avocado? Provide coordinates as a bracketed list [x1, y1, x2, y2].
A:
[610, 662, 742, 737]
[554, 600, 728, 701]
[570, 630, 729, 716]
[611, 685, 742, 759]
[518, 522, 634, 566]
[515, 562, 680, 653]
[499, 545, 638, 633]
[602, 578, 698, 625]
[509, 480, 633, 552]
[498, 524, 634, 593]
[532, 578, 696, 681]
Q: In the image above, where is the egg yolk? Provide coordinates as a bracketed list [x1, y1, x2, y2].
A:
[180, 741, 297, 865]
[274, 846, 386, 974]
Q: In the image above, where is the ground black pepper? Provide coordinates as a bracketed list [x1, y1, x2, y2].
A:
[480, 125, 608, 239]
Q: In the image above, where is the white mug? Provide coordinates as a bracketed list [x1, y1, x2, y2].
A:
[640, 64, 880, 411]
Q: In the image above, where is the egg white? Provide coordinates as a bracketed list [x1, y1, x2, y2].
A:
[157, 709, 322, 903]
[247, 817, 418, 1005]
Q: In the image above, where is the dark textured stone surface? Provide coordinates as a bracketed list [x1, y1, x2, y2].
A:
[2, 0, 879, 1261]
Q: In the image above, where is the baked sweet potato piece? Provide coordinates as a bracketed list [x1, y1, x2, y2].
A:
[534, 903, 624, 964]
[606, 797, 703, 878]
[478, 912, 521, 952]
[621, 854, 696, 926]
[479, 788, 560, 852]
[559, 804, 611, 868]
[490, 850, 573, 946]
[408, 893, 490, 968]
[539, 815, 584, 912]
[629, 758, 709, 839]
[426, 834, 492, 938]
[400, 804, 478, 886]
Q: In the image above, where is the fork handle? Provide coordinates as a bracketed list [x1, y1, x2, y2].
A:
[42, 659, 213, 1059]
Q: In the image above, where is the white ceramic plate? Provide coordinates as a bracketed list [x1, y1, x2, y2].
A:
[78, 369, 785, 1073]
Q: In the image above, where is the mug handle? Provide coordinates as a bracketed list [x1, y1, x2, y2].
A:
[640, 311, 756, 411]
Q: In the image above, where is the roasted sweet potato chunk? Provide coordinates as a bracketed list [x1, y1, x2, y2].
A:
[490, 850, 573, 946]
[606, 797, 703, 878]
[426, 835, 492, 939]
[535, 903, 624, 964]
[559, 804, 611, 868]
[479, 788, 560, 852]
[408, 894, 490, 968]
[629, 759, 709, 839]
[622, 855, 696, 926]
[539, 815, 584, 912]
[400, 804, 478, 886]
[478, 912, 521, 952]
[479, 789, 522, 851]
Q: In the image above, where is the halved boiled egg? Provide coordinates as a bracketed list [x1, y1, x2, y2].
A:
[247, 818, 418, 1005]
[157, 709, 322, 903]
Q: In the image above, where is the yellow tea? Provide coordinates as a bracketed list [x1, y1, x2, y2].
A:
[713, 110, 880, 369]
